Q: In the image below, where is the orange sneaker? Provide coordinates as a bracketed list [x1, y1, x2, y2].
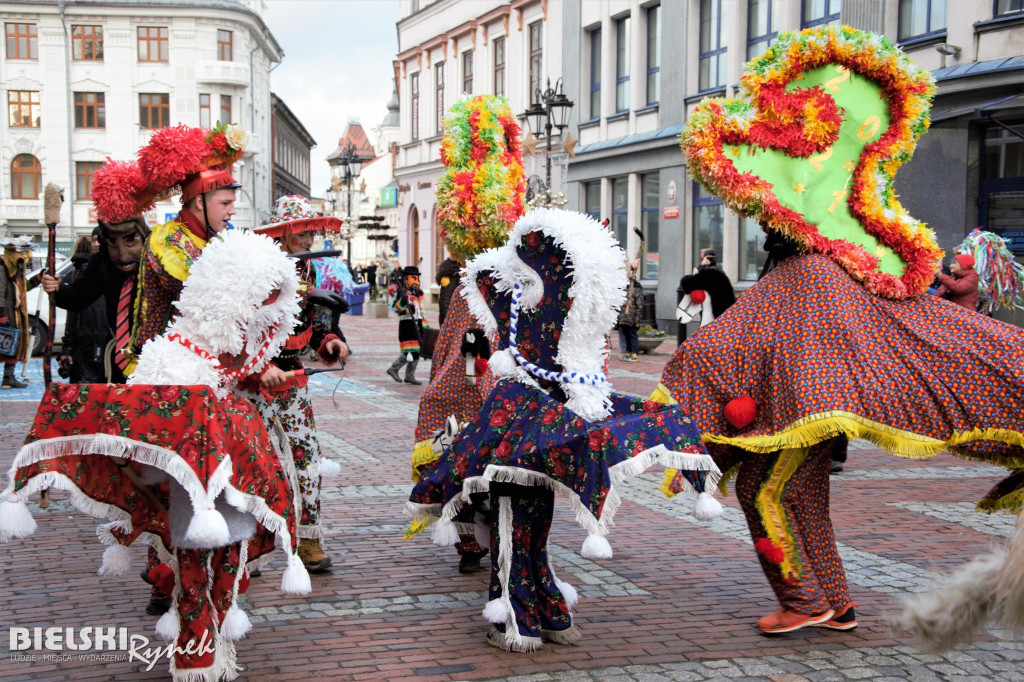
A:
[758, 607, 835, 634]
[811, 602, 858, 630]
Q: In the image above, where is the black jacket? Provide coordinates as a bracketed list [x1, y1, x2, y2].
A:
[54, 252, 137, 383]
[61, 252, 111, 365]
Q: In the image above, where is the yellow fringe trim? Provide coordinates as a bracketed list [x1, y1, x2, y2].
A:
[402, 518, 432, 540]
[977, 488, 1024, 515]
[411, 439, 437, 483]
[649, 383, 677, 405]
[756, 447, 808, 579]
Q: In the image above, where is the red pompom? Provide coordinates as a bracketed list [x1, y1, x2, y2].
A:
[147, 563, 176, 596]
[474, 357, 489, 376]
[138, 125, 210, 187]
[689, 289, 707, 305]
[724, 395, 757, 430]
[208, 133, 229, 155]
[92, 159, 146, 222]
[754, 538, 785, 565]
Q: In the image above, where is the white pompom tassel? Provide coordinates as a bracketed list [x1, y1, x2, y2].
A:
[554, 578, 578, 608]
[220, 603, 252, 641]
[581, 532, 613, 559]
[482, 598, 512, 624]
[487, 349, 517, 377]
[281, 553, 311, 595]
[184, 506, 231, 547]
[98, 544, 133, 576]
[155, 607, 180, 642]
[0, 493, 38, 542]
[431, 518, 460, 546]
[319, 458, 341, 480]
[693, 491, 724, 521]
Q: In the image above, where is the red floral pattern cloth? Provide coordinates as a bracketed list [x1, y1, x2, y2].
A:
[660, 254, 1024, 507]
[9, 383, 296, 677]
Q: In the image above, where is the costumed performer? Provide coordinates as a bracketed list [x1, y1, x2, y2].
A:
[949, 228, 1024, 316]
[407, 208, 722, 652]
[386, 266, 426, 385]
[242, 194, 350, 572]
[652, 25, 1024, 639]
[406, 94, 526, 574]
[0, 236, 32, 389]
[0, 229, 311, 680]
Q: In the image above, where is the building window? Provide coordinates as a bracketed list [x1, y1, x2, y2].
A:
[493, 37, 506, 97]
[138, 26, 169, 63]
[11, 154, 42, 200]
[693, 181, 724, 268]
[739, 217, 768, 280]
[996, 0, 1024, 15]
[217, 29, 232, 61]
[641, 172, 659, 280]
[411, 72, 420, 141]
[981, 122, 1024, 239]
[646, 5, 660, 106]
[747, 0, 779, 60]
[72, 25, 103, 61]
[199, 93, 211, 128]
[611, 177, 628, 248]
[588, 28, 602, 119]
[5, 23, 37, 59]
[699, 0, 729, 92]
[139, 93, 170, 129]
[528, 22, 543, 103]
[615, 16, 630, 113]
[8, 90, 40, 128]
[220, 95, 232, 125]
[583, 180, 601, 221]
[801, 0, 842, 28]
[462, 50, 473, 94]
[74, 92, 106, 129]
[898, 0, 947, 41]
[435, 62, 445, 135]
[75, 161, 102, 200]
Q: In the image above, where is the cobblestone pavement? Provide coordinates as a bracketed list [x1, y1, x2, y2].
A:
[1, 312, 1022, 681]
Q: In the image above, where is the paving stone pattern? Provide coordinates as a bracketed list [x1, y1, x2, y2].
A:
[1, 312, 1021, 681]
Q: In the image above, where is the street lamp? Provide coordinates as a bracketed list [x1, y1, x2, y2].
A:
[327, 140, 365, 263]
[521, 77, 574, 192]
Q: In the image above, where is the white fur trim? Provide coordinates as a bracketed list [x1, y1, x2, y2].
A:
[482, 598, 512, 624]
[460, 249, 515, 335]
[319, 458, 341, 479]
[155, 608, 180, 642]
[487, 349, 517, 378]
[281, 553, 311, 595]
[431, 517, 461, 546]
[553, 577, 578, 608]
[220, 605, 252, 641]
[184, 506, 232, 546]
[693, 491, 724, 521]
[581, 533, 613, 560]
[98, 543, 133, 576]
[0, 493, 37, 542]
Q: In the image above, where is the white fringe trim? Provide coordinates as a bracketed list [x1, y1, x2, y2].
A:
[98, 543, 133, 576]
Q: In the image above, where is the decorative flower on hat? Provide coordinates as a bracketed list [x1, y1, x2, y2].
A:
[681, 25, 943, 300]
[254, 195, 341, 238]
[436, 95, 525, 263]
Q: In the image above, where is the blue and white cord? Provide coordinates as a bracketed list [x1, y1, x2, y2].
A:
[506, 283, 607, 386]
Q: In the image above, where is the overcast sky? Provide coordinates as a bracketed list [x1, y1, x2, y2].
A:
[265, 0, 400, 197]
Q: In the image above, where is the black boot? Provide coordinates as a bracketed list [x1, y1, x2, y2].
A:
[2, 364, 27, 389]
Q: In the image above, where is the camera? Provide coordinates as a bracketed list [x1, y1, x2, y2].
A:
[57, 357, 80, 382]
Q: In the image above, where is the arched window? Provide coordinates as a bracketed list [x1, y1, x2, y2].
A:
[11, 153, 41, 199]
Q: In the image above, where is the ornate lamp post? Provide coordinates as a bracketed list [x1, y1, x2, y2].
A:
[521, 78, 574, 193]
[327, 141, 365, 263]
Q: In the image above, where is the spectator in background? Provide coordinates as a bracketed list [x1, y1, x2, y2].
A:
[934, 253, 979, 311]
[617, 259, 645, 362]
[60, 235, 109, 383]
[90, 226, 101, 252]
[435, 257, 461, 327]
[366, 260, 379, 300]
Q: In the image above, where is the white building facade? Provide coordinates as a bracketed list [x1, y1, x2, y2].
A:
[1, 0, 282, 252]
[393, 0, 564, 281]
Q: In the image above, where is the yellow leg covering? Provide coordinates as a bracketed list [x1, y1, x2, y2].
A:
[755, 447, 809, 580]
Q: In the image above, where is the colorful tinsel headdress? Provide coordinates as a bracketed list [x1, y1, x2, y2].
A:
[436, 95, 525, 263]
[681, 25, 943, 300]
[91, 123, 249, 223]
[955, 229, 1024, 314]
